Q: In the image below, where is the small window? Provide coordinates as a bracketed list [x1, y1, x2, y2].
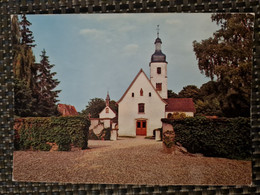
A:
[149, 92, 151, 97]
[138, 103, 145, 113]
[157, 67, 161, 74]
[140, 88, 143, 96]
[156, 83, 162, 91]
[132, 92, 134, 97]
[106, 107, 109, 113]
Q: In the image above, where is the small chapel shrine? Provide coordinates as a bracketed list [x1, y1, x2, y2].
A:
[117, 27, 196, 137]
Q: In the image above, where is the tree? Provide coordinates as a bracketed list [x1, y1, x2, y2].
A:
[81, 98, 118, 118]
[34, 49, 60, 116]
[14, 79, 36, 117]
[168, 90, 179, 98]
[19, 14, 36, 48]
[81, 98, 106, 118]
[193, 14, 253, 117]
[178, 85, 201, 101]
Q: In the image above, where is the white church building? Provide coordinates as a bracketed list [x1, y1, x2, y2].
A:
[117, 31, 196, 137]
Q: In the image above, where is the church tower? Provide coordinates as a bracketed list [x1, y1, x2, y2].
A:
[150, 25, 168, 99]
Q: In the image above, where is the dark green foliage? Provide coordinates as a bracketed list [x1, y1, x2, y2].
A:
[178, 85, 201, 101]
[81, 98, 118, 118]
[14, 78, 36, 117]
[164, 117, 251, 159]
[193, 14, 253, 117]
[19, 14, 36, 48]
[16, 116, 90, 151]
[34, 49, 61, 117]
[167, 90, 179, 98]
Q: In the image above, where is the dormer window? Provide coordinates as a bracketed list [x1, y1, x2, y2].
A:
[140, 88, 143, 96]
[157, 67, 161, 74]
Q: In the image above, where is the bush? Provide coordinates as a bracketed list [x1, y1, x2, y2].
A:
[15, 116, 90, 151]
[163, 117, 251, 159]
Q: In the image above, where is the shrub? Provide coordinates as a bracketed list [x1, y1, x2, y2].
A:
[163, 117, 251, 159]
[15, 116, 90, 151]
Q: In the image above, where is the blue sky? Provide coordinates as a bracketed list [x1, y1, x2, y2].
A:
[26, 13, 220, 112]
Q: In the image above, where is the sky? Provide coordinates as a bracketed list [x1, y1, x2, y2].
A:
[26, 13, 220, 112]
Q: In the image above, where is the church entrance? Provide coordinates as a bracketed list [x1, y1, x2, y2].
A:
[136, 120, 147, 136]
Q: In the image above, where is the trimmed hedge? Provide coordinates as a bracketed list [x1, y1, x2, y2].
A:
[15, 116, 90, 151]
[163, 117, 251, 159]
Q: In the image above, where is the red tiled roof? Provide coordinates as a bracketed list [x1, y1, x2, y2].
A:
[58, 104, 79, 116]
[164, 98, 196, 113]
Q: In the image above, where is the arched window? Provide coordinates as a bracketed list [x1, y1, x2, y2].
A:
[132, 92, 134, 97]
[140, 88, 143, 96]
[106, 107, 109, 113]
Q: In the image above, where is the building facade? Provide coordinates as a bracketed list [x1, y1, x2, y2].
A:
[117, 32, 196, 137]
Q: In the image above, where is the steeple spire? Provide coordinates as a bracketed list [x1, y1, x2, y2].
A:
[156, 25, 160, 38]
[106, 91, 110, 107]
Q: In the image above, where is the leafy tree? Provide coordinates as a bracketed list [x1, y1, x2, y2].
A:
[81, 98, 118, 118]
[167, 90, 179, 98]
[34, 49, 60, 116]
[81, 98, 106, 118]
[178, 85, 201, 101]
[193, 14, 253, 117]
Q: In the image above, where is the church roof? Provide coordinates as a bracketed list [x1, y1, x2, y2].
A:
[117, 69, 167, 104]
[151, 50, 166, 62]
[57, 104, 78, 116]
[164, 98, 196, 113]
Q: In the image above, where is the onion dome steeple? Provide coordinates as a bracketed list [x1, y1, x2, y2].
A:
[151, 25, 166, 63]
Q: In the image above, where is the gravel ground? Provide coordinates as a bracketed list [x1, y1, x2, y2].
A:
[13, 136, 252, 185]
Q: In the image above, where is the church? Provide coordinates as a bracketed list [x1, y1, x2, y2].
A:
[117, 29, 196, 137]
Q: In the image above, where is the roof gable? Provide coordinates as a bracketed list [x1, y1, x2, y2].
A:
[165, 98, 196, 113]
[99, 105, 117, 116]
[117, 69, 167, 104]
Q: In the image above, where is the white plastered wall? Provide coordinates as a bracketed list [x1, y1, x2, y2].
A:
[118, 71, 166, 137]
[99, 106, 116, 119]
[150, 62, 168, 99]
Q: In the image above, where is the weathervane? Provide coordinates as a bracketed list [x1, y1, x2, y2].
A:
[156, 25, 160, 38]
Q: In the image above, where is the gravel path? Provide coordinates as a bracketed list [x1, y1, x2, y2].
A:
[13, 136, 251, 185]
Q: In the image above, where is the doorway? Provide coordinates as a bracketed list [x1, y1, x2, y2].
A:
[136, 120, 147, 136]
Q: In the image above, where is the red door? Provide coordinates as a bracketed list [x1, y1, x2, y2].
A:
[136, 120, 147, 136]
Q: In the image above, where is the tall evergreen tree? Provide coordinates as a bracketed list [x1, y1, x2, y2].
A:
[19, 14, 36, 48]
[34, 49, 61, 116]
[12, 15, 37, 116]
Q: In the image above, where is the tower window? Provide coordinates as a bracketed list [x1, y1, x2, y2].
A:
[132, 93, 134, 97]
[140, 88, 143, 96]
[149, 92, 151, 97]
[157, 67, 161, 74]
[138, 103, 145, 113]
[156, 83, 162, 91]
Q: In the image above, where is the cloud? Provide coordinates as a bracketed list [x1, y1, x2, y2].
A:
[123, 44, 139, 55]
[165, 19, 181, 25]
[79, 28, 104, 38]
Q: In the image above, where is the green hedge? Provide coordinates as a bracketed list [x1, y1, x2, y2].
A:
[15, 116, 90, 151]
[163, 117, 252, 159]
